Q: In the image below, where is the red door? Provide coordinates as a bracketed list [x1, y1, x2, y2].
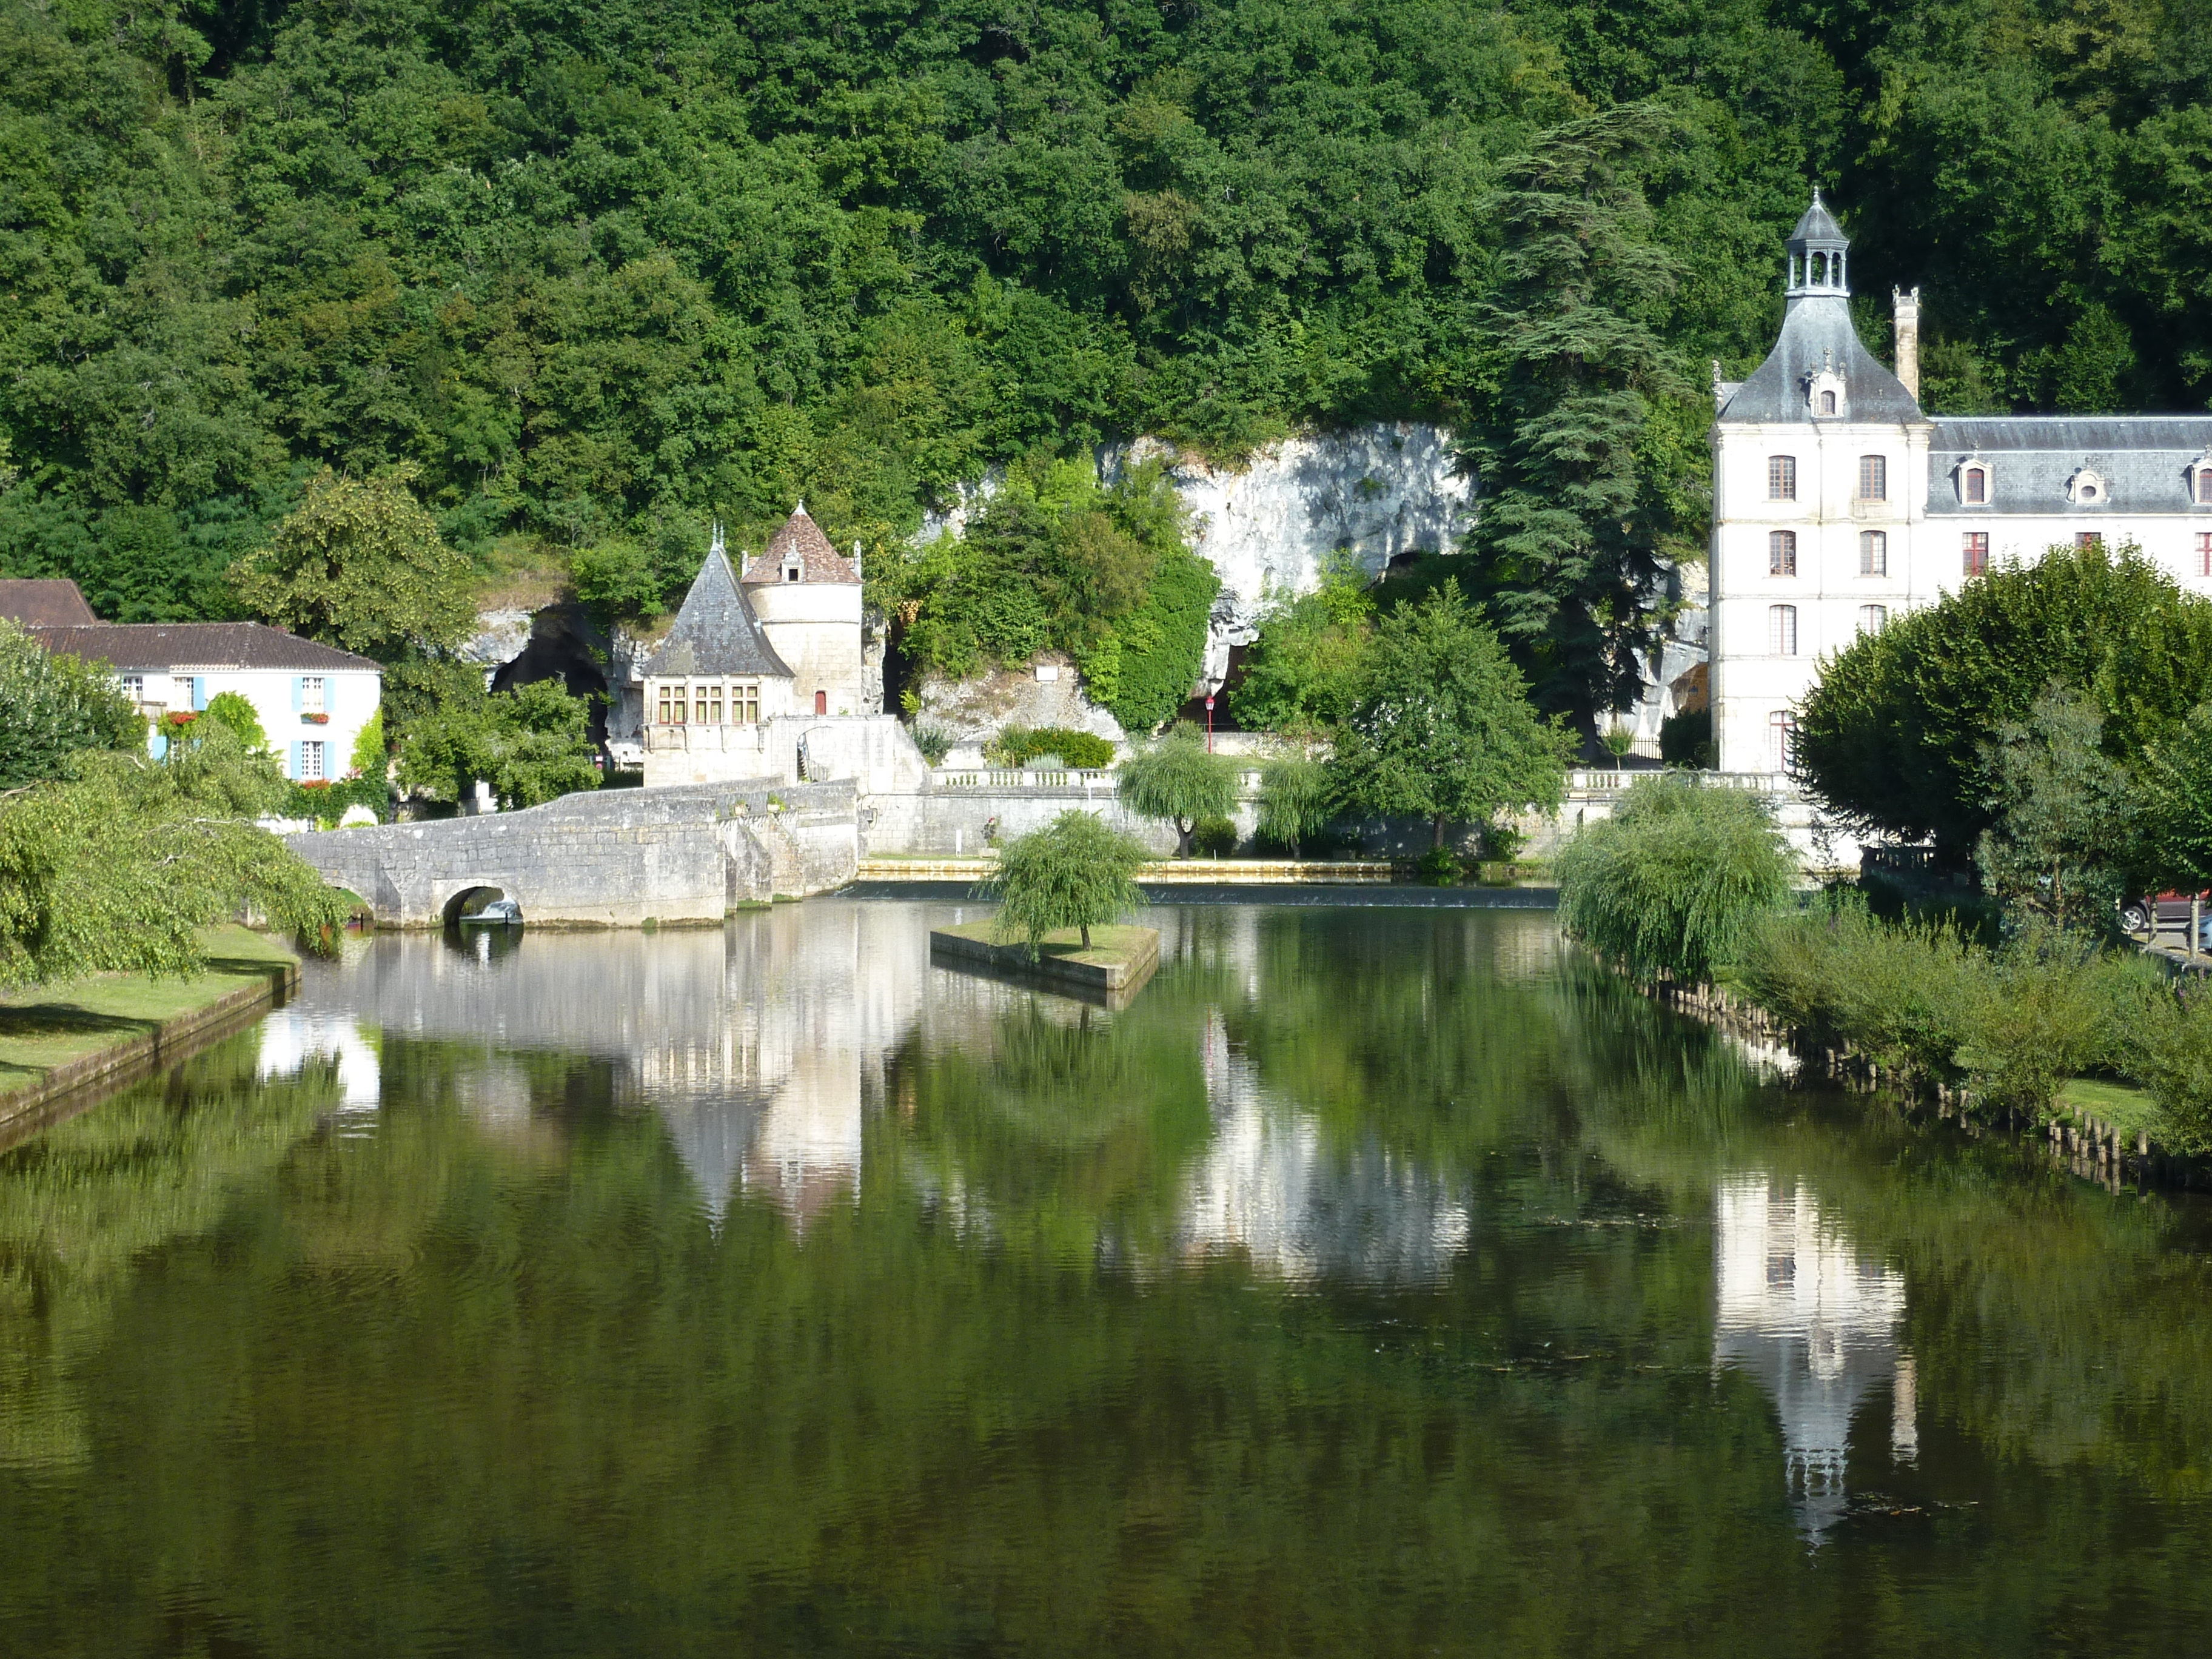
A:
[814, 690, 828, 715]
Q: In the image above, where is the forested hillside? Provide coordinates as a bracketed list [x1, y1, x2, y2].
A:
[1, 0, 2206, 626]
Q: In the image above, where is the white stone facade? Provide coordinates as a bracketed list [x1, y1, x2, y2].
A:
[1712, 197, 2212, 774]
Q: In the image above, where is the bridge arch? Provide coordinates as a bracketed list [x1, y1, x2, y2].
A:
[440, 884, 520, 927]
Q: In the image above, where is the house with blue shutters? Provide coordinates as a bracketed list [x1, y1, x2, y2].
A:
[26, 618, 382, 783]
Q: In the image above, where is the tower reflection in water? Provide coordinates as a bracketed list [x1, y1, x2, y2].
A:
[1713, 1173, 1916, 1538]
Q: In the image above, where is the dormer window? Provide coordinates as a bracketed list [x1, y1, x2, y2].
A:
[2192, 453, 2212, 504]
[1820, 391, 1836, 415]
[783, 560, 802, 583]
[1956, 457, 1992, 506]
[1806, 366, 1846, 418]
[1965, 468, 1985, 503]
[2067, 468, 2108, 508]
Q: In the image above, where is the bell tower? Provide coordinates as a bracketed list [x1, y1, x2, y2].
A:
[1784, 189, 1851, 300]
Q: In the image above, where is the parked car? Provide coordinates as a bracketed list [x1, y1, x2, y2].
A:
[2119, 891, 2212, 939]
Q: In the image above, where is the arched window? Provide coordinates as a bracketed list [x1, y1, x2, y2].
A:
[1858, 605, 1888, 634]
[1858, 455, 1887, 501]
[1964, 467, 1986, 504]
[1860, 531, 1888, 575]
[1820, 390, 1837, 415]
[1769, 605, 1798, 655]
[1768, 456, 1797, 501]
[2197, 468, 2212, 505]
[1811, 252, 1827, 286]
[1769, 531, 1797, 576]
[1963, 532, 1989, 577]
[1768, 711, 1797, 773]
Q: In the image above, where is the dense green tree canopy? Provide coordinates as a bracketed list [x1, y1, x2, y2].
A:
[1328, 586, 1573, 847]
[2, 0, 2202, 629]
[1794, 544, 2212, 856]
[1557, 771, 1797, 984]
[396, 677, 600, 809]
[229, 470, 475, 660]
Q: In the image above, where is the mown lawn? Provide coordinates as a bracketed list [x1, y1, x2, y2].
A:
[0, 928, 298, 1097]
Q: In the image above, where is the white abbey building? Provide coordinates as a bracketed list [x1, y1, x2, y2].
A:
[1712, 195, 2212, 774]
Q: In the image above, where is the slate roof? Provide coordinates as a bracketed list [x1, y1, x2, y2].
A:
[26, 622, 380, 672]
[1788, 193, 1846, 246]
[1718, 294, 1923, 425]
[645, 548, 794, 679]
[740, 505, 860, 586]
[1925, 416, 2212, 515]
[0, 579, 98, 627]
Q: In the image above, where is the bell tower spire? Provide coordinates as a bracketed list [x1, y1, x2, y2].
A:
[1785, 189, 1851, 300]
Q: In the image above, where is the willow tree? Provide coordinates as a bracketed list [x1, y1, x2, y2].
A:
[0, 725, 349, 987]
[983, 811, 1150, 956]
[1116, 726, 1239, 857]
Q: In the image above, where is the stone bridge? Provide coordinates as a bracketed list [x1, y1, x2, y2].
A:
[288, 780, 859, 927]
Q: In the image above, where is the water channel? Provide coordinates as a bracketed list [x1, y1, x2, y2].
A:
[2, 900, 2211, 1654]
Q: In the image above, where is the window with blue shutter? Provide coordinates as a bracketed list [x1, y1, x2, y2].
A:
[192, 678, 207, 711]
[292, 677, 303, 713]
[289, 742, 303, 780]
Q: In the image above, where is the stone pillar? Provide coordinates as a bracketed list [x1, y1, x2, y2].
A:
[1892, 286, 1922, 404]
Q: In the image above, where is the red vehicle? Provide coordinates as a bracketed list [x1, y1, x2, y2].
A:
[2120, 890, 2212, 940]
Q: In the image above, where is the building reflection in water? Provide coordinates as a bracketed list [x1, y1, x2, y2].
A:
[256, 1004, 381, 1133]
[1174, 1008, 1470, 1285]
[286, 903, 1479, 1271]
[1713, 1173, 1915, 1539]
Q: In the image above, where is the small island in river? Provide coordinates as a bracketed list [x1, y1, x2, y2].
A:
[929, 920, 1161, 1004]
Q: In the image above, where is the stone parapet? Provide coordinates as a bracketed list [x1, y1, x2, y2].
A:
[289, 779, 859, 927]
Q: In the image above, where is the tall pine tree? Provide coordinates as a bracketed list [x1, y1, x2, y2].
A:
[1461, 104, 1691, 740]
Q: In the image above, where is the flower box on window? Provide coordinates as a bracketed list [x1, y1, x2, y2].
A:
[301, 711, 330, 725]
[298, 779, 331, 790]
[162, 711, 198, 730]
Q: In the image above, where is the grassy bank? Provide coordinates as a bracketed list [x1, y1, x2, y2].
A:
[0, 928, 300, 1106]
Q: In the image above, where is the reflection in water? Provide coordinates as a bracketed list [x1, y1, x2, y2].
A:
[1177, 1011, 1470, 1282]
[256, 1004, 380, 1127]
[1713, 1173, 1912, 1538]
[16, 906, 2212, 1651]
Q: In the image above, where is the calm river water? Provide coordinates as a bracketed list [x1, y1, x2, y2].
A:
[3, 900, 2211, 1655]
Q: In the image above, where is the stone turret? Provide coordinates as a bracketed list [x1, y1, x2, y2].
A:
[740, 504, 866, 718]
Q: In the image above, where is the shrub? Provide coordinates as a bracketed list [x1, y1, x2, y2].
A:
[1192, 816, 1238, 856]
[1659, 709, 1712, 768]
[981, 809, 1150, 956]
[202, 691, 270, 754]
[912, 725, 955, 766]
[281, 773, 390, 828]
[1555, 773, 1797, 984]
[985, 725, 1115, 769]
[2131, 985, 2212, 1151]
[1741, 895, 1981, 1079]
[1416, 846, 1460, 883]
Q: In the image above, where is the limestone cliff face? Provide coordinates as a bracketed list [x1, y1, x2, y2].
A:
[1108, 423, 1475, 686]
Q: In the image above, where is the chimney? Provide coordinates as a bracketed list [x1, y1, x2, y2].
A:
[1892, 286, 1922, 404]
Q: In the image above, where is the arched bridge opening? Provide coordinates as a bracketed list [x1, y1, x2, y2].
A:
[441, 885, 520, 928]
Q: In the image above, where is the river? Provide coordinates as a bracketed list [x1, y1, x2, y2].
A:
[1, 900, 2210, 1654]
